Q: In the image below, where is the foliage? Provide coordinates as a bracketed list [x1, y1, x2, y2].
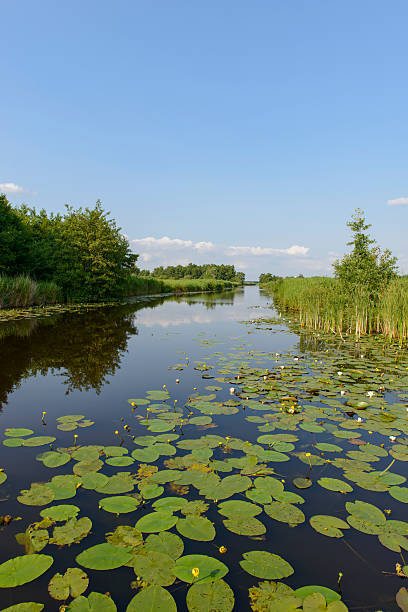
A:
[142, 263, 244, 283]
[333, 208, 398, 297]
[259, 273, 281, 285]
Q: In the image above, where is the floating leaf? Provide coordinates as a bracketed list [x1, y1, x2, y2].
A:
[99, 496, 140, 514]
[145, 532, 184, 559]
[294, 585, 341, 603]
[223, 517, 266, 536]
[152, 497, 188, 512]
[249, 580, 301, 611]
[135, 511, 178, 533]
[51, 517, 92, 546]
[175, 555, 228, 584]
[66, 592, 117, 611]
[126, 586, 176, 612]
[40, 505, 79, 521]
[48, 475, 79, 500]
[317, 478, 353, 493]
[346, 500, 386, 525]
[218, 500, 262, 518]
[48, 568, 88, 600]
[389, 487, 408, 503]
[293, 477, 313, 489]
[186, 579, 235, 612]
[264, 502, 305, 525]
[0, 605, 44, 611]
[76, 543, 133, 570]
[132, 552, 176, 586]
[310, 515, 350, 538]
[105, 456, 134, 467]
[5, 428, 34, 437]
[23, 436, 56, 447]
[38, 451, 71, 468]
[0, 554, 53, 587]
[131, 447, 160, 463]
[106, 526, 143, 552]
[176, 517, 215, 541]
[73, 459, 103, 476]
[240, 551, 294, 579]
[18, 483, 55, 506]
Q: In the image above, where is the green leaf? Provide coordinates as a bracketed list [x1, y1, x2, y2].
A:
[223, 517, 266, 536]
[390, 487, 408, 503]
[264, 502, 305, 525]
[345, 500, 386, 525]
[76, 543, 133, 570]
[135, 512, 178, 533]
[174, 555, 229, 583]
[293, 477, 313, 490]
[152, 497, 188, 512]
[0, 605, 44, 612]
[294, 585, 341, 603]
[40, 505, 79, 521]
[240, 551, 294, 579]
[145, 532, 184, 559]
[317, 478, 353, 493]
[186, 579, 235, 612]
[126, 586, 176, 612]
[99, 496, 140, 514]
[310, 515, 350, 538]
[38, 451, 71, 468]
[132, 552, 176, 586]
[131, 447, 160, 463]
[106, 526, 143, 553]
[51, 517, 92, 546]
[17, 483, 55, 506]
[66, 592, 117, 611]
[48, 568, 89, 600]
[4, 428, 34, 437]
[105, 456, 134, 467]
[176, 517, 215, 541]
[0, 554, 53, 587]
[22, 436, 56, 447]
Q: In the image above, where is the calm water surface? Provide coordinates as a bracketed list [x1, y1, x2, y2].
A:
[0, 287, 404, 611]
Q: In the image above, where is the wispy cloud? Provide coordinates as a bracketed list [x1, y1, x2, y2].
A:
[0, 182, 25, 193]
[387, 197, 408, 206]
[226, 244, 309, 257]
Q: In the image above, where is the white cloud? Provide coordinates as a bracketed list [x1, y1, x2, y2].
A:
[131, 236, 215, 251]
[0, 182, 24, 193]
[387, 197, 408, 206]
[226, 244, 309, 257]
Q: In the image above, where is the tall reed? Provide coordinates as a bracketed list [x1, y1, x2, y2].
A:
[0, 275, 62, 309]
[263, 277, 408, 342]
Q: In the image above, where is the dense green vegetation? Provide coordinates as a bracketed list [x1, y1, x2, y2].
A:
[0, 195, 243, 307]
[139, 263, 244, 283]
[261, 210, 407, 341]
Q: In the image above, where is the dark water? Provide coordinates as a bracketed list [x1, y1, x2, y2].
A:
[0, 287, 403, 611]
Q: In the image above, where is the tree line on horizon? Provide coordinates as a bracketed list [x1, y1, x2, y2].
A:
[138, 263, 244, 283]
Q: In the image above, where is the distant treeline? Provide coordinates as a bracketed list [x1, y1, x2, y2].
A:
[139, 263, 245, 283]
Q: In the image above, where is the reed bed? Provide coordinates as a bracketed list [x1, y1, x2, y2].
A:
[263, 277, 408, 342]
[0, 275, 62, 309]
[124, 276, 239, 296]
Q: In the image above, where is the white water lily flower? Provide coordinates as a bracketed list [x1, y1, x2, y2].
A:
[337, 371, 342, 376]
[263, 376, 267, 381]
[356, 417, 362, 423]
[389, 436, 397, 442]
[366, 391, 375, 398]
[288, 408, 295, 414]
[229, 387, 235, 394]
[294, 357, 299, 361]
[340, 391, 346, 397]
[280, 366, 285, 370]
[176, 379, 180, 384]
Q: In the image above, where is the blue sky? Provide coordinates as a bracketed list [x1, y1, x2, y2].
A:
[1, 1, 407, 278]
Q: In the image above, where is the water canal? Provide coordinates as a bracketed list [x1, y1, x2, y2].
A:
[0, 286, 407, 611]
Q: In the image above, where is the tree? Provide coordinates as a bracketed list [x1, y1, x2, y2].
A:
[333, 209, 398, 297]
[0, 194, 32, 275]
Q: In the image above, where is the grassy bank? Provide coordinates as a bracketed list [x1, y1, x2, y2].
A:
[0, 275, 62, 308]
[0, 275, 240, 309]
[124, 276, 240, 296]
[262, 276, 408, 341]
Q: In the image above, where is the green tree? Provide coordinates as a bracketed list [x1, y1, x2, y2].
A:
[0, 194, 32, 275]
[333, 208, 398, 297]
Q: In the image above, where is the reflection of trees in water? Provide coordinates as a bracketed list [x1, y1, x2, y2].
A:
[0, 298, 165, 406]
[167, 288, 243, 310]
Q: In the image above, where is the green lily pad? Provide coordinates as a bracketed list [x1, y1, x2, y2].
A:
[66, 592, 117, 611]
[106, 525, 143, 552]
[176, 517, 216, 541]
[131, 447, 160, 463]
[317, 478, 353, 493]
[17, 483, 55, 506]
[126, 586, 176, 612]
[128, 398, 150, 406]
[264, 502, 305, 525]
[48, 568, 89, 600]
[3, 437, 24, 447]
[294, 585, 340, 603]
[174, 555, 228, 584]
[132, 551, 176, 586]
[22, 436, 56, 447]
[310, 515, 350, 538]
[223, 516, 266, 536]
[152, 497, 188, 512]
[105, 456, 135, 467]
[99, 496, 140, 514]
[246, 489, 272, 504]
[249, 580, 301, 611]
[94, 474, 134, 495]
[76, 543, 133, 570]
[48, 475, 79, 500]
[4, 428, 34, 437]
[389, 487, 408, 503]
[0, 472, 7, 486]
[186, 579, 235, 612]
[80, 472, 109, 490]
[240, 551, 294, 579]
[345, 500, 386, 525]
[315, 443, 343, 452]
[40, 504, 80, 521]
[72, 447, 101, 462]
[0, 554, 53, 587]
[145, 532, 184, 559]
[38, 451, 71, 468]
[139, 483, 164, 499]
[0, 605, 44, 611]
[218, 500, 262, 518]
[104, 446, 129, 457]
[57, 415, 85, 423]
[73, 459, 103, 476]
[293, 477, 313, 489]
[51, 517, 92, 545]
[254, 477, 284, 496]
[135, 512, 178, 533]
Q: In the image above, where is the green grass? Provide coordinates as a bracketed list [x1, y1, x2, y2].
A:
[262, 276, 408, 342]
[124, 276, 240, 296]
[0, 275, 62, 309]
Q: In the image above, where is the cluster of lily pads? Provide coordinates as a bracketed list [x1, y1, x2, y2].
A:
[1, 314, 408, 610]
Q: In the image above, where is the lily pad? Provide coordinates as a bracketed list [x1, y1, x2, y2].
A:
[51, 517, 92, 546]
[0, 605, 44, 611]
[105, 456, 134, 467]
[23, 436, 56, 447]
[66, 592, 117, 611]
[223, 517, 266, 536]
[240, 551, 294, 579]
[186, 579, 235, 612]
[218, 500, 262, 518]
[76, 543, 133, 570]
[135, 512, 178, 533]
[99, 496, 140, 514]
[310, 515, 350, 538]
[264, 502, 305, 525]
[17, 483, 55, 506]
[48, 568, 88, 600]
[145, 532, 184, 559]
[40, 504, 80, 521]
[126, 586, 176, 612]
[38, 451, 71, 468]
[294, 585, 340, 603]
[132, 551, 176, 586]
[152, 497, 188, 512]
[176, 517, 216, 541]
[174, 554, 228, 584]
[5, 428, 34, 437]
[317, 478, 353, 493]
[0, 554, 53, 587]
